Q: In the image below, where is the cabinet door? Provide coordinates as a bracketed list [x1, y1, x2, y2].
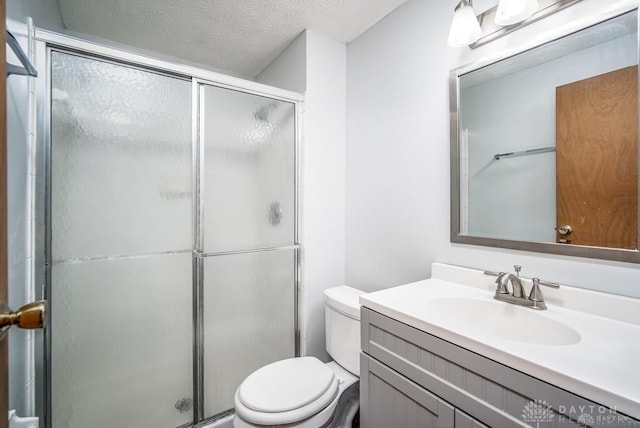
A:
[361, 353, 455, 428]
[455, 410, 488, 428]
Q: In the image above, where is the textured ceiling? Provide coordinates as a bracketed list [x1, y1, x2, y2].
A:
[58, 0, 409, 78]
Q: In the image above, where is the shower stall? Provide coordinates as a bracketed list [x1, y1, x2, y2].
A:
[31, 31, 301, 428]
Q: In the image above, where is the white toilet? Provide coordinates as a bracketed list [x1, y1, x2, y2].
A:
[233, 286, 365, 428]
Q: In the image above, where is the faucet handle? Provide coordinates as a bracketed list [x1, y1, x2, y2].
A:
[514, 265, 521, 277]
[528, 278, 548, 310]
[537, 279, 560, 289]
[528, 278, 543, 302]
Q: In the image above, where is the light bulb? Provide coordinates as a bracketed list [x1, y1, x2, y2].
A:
[447, 1, 482, 48]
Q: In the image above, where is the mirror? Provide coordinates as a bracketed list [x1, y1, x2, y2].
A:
[450, 9, 640, 263]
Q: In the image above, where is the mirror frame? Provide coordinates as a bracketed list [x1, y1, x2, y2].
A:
[449, 8, 640, 264]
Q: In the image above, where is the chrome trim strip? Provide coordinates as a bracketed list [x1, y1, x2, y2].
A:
[198, 245, 301, 258]
[195, 409, 235, 427]
[193, 80, 205, 423]
[194, 82, 205, 254]
[50, 249, 192, 265]
[32, 141, 47, 425]
[493, 146, 555, 160]
[193, 81, 205, 422]
[293, 101, 303, 357]
[193, 79, 204, 422]
[24, 20, 38, 415]
[48, 45, 190, 82]
[449, 68, 462, 251]
[193, 256, 204, 423]
[41, 42, 53, 428]
[294, 247, 301, 355]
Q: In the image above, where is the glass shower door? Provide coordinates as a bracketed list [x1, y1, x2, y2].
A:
[49, 51, 193, 428]
[198, 84, 297, 418]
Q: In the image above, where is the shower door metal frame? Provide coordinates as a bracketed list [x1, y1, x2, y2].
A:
[31, 28, 303, 428]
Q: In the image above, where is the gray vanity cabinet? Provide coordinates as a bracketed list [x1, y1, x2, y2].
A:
[360, 307, 639, 428]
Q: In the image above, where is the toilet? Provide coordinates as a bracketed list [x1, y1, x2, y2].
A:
[233, 286, 365, 428]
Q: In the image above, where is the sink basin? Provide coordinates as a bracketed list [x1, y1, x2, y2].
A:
[425, 297, 581, 346]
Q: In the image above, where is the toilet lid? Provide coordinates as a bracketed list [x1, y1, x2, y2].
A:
[237, 357, 338, 413]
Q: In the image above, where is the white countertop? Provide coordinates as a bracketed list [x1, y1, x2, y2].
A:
[359, 263, 640, 420]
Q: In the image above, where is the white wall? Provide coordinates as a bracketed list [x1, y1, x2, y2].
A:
[256, 32, 307, 93]
[7, 0, 64, 30]
[346, 0, 640, 299]
[346, 0, 453, 291]
[258, 30, 346, 360]
[302, 31, 346, 360]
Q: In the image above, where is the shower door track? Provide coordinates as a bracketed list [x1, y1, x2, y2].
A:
[32, 28, 303, 428]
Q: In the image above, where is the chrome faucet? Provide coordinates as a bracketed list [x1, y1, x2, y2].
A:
[484, 265, 560, 310]
[495, 265, 526, 298]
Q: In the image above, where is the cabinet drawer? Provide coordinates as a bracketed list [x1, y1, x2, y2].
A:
[455, 409, 489, 428]
[361, 353, 454, 428]
[361, 307, 638, 427]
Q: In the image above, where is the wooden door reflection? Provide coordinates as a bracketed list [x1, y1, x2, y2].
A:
[556, 65, 638, 249]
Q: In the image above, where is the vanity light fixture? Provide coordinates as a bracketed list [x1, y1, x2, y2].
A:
[495, 0, 540, 25]
[447, 0, 483, 48]
[448, 0, 581, 48]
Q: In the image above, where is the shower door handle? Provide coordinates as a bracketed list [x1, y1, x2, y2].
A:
[0, 300, 46, 340]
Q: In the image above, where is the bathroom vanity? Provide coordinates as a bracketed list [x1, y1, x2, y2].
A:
[359, 263, 640, 427]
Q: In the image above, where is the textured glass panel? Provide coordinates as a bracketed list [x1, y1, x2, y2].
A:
[203, 249, 296, 417]
[51, 51, 192, 261]
[51, 253, 193, 428]
[202, 85, 295, 252]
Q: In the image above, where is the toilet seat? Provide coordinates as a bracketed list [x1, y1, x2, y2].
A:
[234, 357, 340, 425]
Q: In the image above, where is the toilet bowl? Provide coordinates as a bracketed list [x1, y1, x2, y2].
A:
[233, 286, 365, 428]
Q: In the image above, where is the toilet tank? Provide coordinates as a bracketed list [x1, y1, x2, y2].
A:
[323, 286, 365, 376]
